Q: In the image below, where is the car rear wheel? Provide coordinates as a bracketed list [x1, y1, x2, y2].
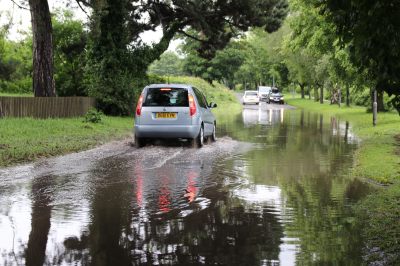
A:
[134, 135, 145, 148]
[191, 126, 204, 148]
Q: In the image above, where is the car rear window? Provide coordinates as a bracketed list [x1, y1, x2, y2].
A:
[258, 87, 271, 93]
[246, 92, 258, 96]
[143, 88, 189, 107]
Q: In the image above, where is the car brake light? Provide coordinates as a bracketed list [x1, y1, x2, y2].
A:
[136, 94, 143, 116]
[188, 94, 196, 116]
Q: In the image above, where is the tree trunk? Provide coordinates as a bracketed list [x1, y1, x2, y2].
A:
[29, 0, 55, 97]
[346, 86, 350, 107]
[300, 84, 305, 99]
[319, 86, 324, 104]
[314, 87, 318, 102]
[308, 85, 311, 100]
[377, 90, 385, 112]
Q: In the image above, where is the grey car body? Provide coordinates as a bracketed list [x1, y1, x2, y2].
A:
[134, 84, 217, 146]
[268, 88, 284, 104]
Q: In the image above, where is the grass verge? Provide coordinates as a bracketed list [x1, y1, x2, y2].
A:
[0, 116, 133, 167]
[286, 97, 400, 264]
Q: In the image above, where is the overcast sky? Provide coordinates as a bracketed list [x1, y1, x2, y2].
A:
[0, 0, 179, 51]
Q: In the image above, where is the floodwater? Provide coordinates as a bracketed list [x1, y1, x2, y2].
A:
[0, 103, 372, 265]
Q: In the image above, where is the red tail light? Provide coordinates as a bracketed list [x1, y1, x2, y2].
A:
[188, 94, 196, 116]
[136, 94, 144, 116]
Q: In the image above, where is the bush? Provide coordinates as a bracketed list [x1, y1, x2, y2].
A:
[0, 77, 32, 94]
[351, 87, 371, 107]
[84, 108, 103, 123]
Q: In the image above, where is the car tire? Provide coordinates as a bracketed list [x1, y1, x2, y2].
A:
[135, 135, 145, 148]
[191, 126, 204, 148]
[210, 123, 217, 142]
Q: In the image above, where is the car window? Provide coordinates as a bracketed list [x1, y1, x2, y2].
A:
[271, 89, 280, 93]
[245, 91, 258, 96]
[143, 87, 189, 107]
[258, 87, 271, 93]
[193, 87, 207, 108]
[199, 90, 209, 107]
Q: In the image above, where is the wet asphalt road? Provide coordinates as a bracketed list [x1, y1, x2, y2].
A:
[0, 100, 371, 265]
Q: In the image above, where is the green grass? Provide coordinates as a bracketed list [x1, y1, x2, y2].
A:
[286, 97, 400, 264]
[0, 116, 133, 166]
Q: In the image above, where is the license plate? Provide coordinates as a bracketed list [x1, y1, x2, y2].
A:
[156, 112, 177, 119]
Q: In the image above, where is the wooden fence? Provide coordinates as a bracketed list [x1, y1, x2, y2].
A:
[0, 97, 96, 118]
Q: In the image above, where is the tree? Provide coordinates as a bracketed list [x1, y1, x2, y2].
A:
[180, 39, 246, 89]
[319, 0, 400, 113]
[53, 10, 88, 96]
[282, 47, 314, 99]
[207, 42, 246, 89]
[29, 0, 55, 97]
[79, 0, 288, 114]
[0, 13, 32, 94]
[148, 51, 186, 77]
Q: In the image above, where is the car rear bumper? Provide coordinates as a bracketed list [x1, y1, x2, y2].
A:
[134, 124, 201, 138]
[243, 99, 259, 104]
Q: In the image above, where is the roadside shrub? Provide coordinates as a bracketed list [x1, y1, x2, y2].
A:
[0, 77, 31, 94]
[351, 88, 370, 107]
[84, 108, 103, 123]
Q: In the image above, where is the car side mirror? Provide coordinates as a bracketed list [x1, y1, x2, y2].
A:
[209, 102, 217, 108]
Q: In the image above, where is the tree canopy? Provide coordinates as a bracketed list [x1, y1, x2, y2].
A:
[78, 0, 289, 114]
[319, 0, 400, 112]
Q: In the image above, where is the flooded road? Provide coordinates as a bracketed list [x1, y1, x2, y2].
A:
[0, 102, 372, 265]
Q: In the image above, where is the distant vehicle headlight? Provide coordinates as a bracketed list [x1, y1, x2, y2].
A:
[270, 96, 274, 99]
[281, 97, 284, 100]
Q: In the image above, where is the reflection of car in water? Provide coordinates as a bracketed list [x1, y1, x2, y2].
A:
[242, 108, 285, 126]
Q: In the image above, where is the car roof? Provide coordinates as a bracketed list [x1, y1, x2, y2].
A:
[146, 84, 193, 89]
[258, 86, 272, 89]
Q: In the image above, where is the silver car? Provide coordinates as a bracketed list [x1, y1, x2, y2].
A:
[134, 84, 217, 148]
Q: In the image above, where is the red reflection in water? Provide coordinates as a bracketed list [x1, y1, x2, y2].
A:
[134, 165, 143, 207]
[184, 171, 198, 203]
[158, 187, 171, 213]
[158, 174, 171, 213]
